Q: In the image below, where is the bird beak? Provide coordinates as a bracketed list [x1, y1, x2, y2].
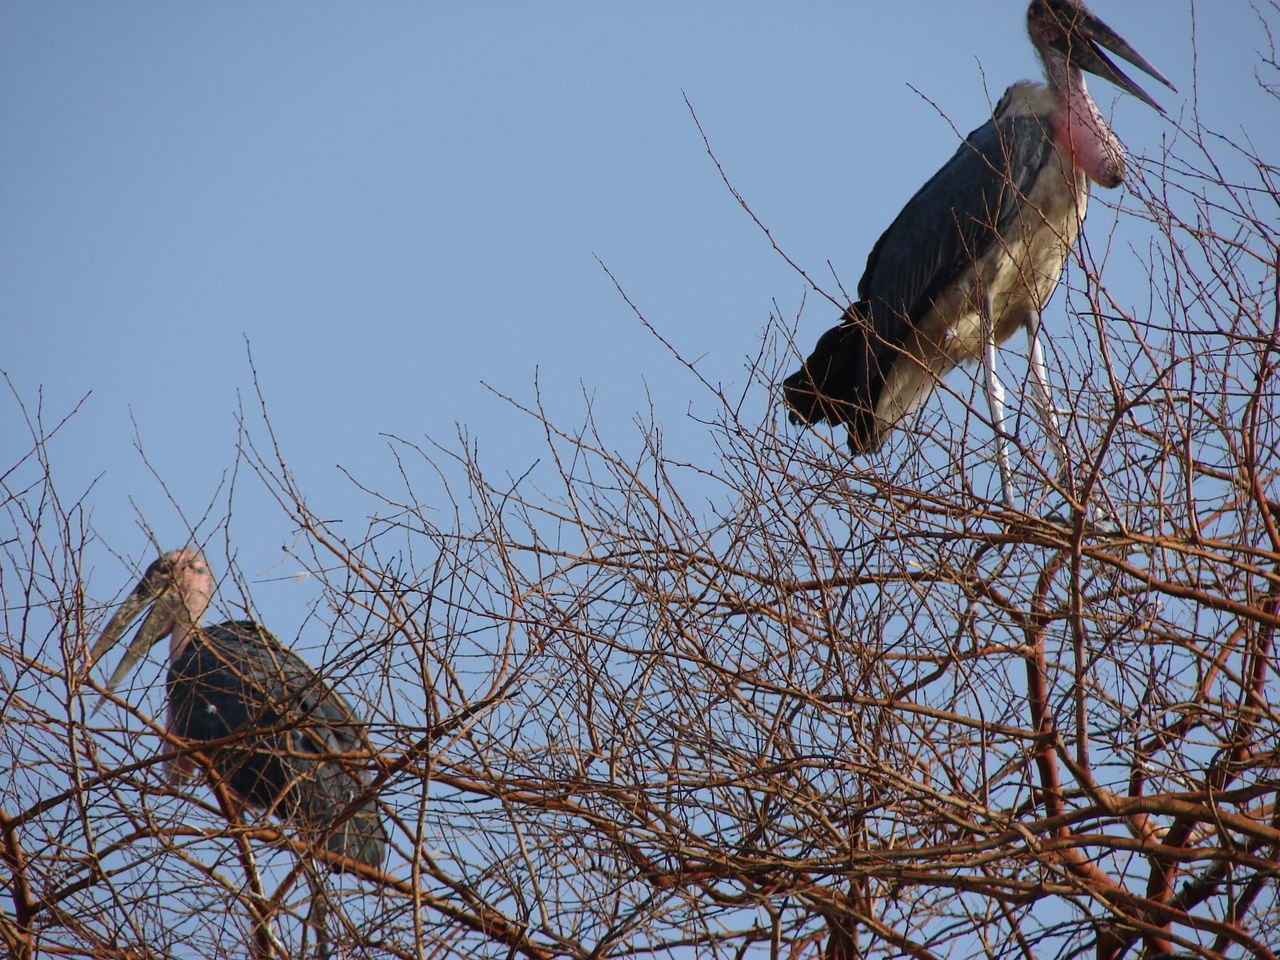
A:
[1048, 1, 1176, 113]
[88, 564, 174, 708]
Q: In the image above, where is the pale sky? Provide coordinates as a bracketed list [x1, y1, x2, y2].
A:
[4, 0, 1269, 641]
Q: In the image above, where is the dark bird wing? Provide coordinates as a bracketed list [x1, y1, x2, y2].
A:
[168, 621, 386, 870]
[783, 110, 1054, 451]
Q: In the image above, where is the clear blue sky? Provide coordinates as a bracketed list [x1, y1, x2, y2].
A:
[3, 1, 1270, 635]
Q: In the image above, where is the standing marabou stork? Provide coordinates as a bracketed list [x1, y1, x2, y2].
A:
[89, 548, 385, 955]
[783, 0, 1173, 507]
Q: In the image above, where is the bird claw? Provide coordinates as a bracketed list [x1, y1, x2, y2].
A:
[1088, 515, 1124, 537]
[1042, 508, 1123, 537]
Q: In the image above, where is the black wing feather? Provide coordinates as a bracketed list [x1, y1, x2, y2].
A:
[168, 621, 386, 870]
[784, 111, 1054, 451]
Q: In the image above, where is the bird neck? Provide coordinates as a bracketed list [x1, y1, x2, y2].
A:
[164, 590, 209, 661]
[170, 621, 199, 660]
[1046, 57, 1127, 189]
[163, 559, 214, 661]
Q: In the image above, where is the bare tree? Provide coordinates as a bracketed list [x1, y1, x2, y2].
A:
[3, 12, 1278, 960]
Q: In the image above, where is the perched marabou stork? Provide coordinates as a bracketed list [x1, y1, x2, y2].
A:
[89, 549, 386, 871]
[783, 0, 1173, 505]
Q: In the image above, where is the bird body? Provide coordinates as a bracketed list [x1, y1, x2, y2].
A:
[858, 81, 1089, 451]
[91, 549, 386, 872]
[783, 0, 1173, 472]
[167, 619, 387, 868]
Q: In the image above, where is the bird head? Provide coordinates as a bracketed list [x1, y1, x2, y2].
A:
[89, 548, 214, 703]
[1027, 0, 1175, 112]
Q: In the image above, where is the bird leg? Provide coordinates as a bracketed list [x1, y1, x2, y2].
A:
[979, 291, 1015, 508]
[205, 776, 285, 960]
[162, 712, 201, 788]
[1025, 319, 1116, 530]
[1024, 317, 1069, 481]
[307, 870, 330, 960]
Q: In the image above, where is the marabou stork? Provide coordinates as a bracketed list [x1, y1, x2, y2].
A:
[89, 548, 385, 945]
[783, 0, 1173, 506]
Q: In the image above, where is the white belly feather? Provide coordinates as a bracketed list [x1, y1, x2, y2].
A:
[874, 93, 1088, 437]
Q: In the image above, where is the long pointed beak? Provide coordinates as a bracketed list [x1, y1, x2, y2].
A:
[1071, 6, 1177, 113]
[88, 574, 173, 711]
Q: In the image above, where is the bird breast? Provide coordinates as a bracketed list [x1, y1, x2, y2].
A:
[930, 140, 1087, 363]
[874, 132, 1087, 432]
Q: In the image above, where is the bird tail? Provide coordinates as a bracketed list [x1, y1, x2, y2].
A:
[782, 302, 883, 453]
[324, 799, 387, 872]
[297, 744, 388, 872]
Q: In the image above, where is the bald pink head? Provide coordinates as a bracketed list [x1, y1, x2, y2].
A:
[1025, 0, 1174, 188]
[90, 548, 216, 700]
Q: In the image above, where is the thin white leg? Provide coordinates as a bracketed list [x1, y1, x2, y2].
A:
[1025, 319, 1113, 529]
[1025, 319, 1067, 479]
[980, 294, 1014, 508]
[308, 871, 330, 960]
